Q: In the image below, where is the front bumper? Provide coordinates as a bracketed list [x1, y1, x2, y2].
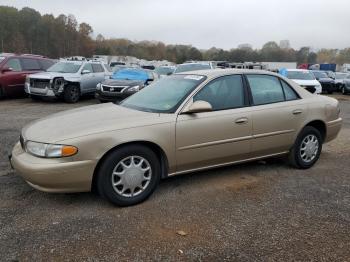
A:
[95, 90, 136, 101]
[10, 142, 96, 193]
[25, 83, 57, 97]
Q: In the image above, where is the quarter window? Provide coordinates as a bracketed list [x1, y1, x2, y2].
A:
[5, 58, 22, 71]
[246, 75, 285, 105]
[194, 75, 245, 111]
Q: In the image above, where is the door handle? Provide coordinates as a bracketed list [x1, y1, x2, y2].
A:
[292, 109, 303, 115]
[235, 117, 248, 124]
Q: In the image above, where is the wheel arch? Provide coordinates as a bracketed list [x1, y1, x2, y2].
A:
[302, 120, 327, 142]
[91, 140, 169, 192]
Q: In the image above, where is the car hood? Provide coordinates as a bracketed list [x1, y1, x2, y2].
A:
[22, 103, 162, 143]
[317, 77, 334, 83]
[28, 71, 78, 80]
[102, 79, 145, 86]
[290, 79, 320, 86]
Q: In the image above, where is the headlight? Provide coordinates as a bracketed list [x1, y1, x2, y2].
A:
[25, 141, 78, 158]
[25, 76, 30, 84]
[128, 85, 140, 92]
[96, 83, 102, 90]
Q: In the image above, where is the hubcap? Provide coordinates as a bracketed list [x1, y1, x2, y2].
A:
[300, 134, 319, 163]
[111, 156, 152, 197]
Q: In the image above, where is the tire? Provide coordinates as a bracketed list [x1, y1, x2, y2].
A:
[96, 145, 161, 206]
[288, 126, 323, 169]
[327, 90, 333, 94]
[63, 85, 80, 103]
[0, 86, 4, 99]
[30, 95, 41, 101]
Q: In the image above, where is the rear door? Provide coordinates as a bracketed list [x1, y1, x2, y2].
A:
[91, 63, 106, 89]
[245, 74, 307, 157]
[176, 75, 253, 173]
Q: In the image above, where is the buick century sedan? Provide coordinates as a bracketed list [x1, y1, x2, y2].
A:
[10, 69, 342, 206]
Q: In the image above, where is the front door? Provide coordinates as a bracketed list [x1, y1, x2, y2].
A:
[176, 74, 253, 173]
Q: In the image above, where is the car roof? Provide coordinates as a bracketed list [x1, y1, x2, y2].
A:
[178, 68, 281, 78]
[286, 69, 310, 72]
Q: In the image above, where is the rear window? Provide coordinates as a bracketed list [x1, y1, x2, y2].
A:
[21, 58, 41, 70]
[39, 59, 55, 70]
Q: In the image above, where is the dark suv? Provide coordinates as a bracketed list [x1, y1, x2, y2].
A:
[0, 53, 55, 98]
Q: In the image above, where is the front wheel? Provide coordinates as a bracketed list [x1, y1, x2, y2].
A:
[288, 126, 322, 169]
[342, 86, 347, 95]
[64, 85, 80, 103]
[96, 145, 161, 206]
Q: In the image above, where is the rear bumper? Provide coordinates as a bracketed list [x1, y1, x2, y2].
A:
[325, 118, 342, 142]
[10, 142, 96, 193]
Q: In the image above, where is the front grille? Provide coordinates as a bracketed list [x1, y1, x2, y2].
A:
[102, 85, 127, 93]
[30, 79, 51, 89]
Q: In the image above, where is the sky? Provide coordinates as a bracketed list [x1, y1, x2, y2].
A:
[1, 0, 349, 50]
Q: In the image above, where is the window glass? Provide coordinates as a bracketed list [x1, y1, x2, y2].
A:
[82, 63, 93, 73]
[247, 75, 284, 105]
[5, 58, 22, 71]
[47, 61, 82, 73]
[281, 80, 298, 101]
[92, 64, 104, 73]
[21, 58, 41, 70]
[39, 59, 55, 70]
[194, 75, 245, 111]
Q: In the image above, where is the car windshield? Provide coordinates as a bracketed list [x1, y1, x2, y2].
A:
[120, 74, 206, 113]
[174, 64, 211, 73]
[287, 71, 315, 80]
[47, 61, 82, 73]
[313, 71, 328, 78]
[336, 73, 347, 79]
[155, 67, 174, 75]
[111, 69, 149, 81]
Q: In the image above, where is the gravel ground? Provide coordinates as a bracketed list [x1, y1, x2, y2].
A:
[0, 95, 349, 261]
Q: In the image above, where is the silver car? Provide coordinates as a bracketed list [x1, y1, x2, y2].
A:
[25, 58, 112, 103]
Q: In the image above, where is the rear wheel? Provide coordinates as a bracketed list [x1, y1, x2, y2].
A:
[0, 86, 4, 99]
[96, 145, 161, 206]
[288, 126, 322, 169]
[64, 85, 80, 103]
[342, 86, 347, 95]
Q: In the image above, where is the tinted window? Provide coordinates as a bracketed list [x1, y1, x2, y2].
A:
[92, 64, 104, 73]
[5, 58, 22, 71]
[281, 80, 298, 101]
[21, 58, 41, 70]
[82, 63, 93, 73]
[247, 75, 284, 105]
[39, 59, 55, 70]
[194, 75, 245, 111]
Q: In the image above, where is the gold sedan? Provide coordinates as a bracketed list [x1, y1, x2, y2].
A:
[10, 69, 342, 206]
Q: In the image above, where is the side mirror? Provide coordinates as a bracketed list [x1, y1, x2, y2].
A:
[81, 69, 91, 75]
[1, 67, 13, 73]
[182, 100, 213, 114]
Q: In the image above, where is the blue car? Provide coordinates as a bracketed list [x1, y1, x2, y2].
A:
[95, 68, 158, 102]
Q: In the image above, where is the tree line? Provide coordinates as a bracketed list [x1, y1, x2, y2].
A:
[1, 6, 350, 65]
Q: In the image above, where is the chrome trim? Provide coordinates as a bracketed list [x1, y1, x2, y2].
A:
[178, 135, 253, 151]
[101, 85, 128, 93]
[168, 151, 289, 176]
[253, 130, 295, 139]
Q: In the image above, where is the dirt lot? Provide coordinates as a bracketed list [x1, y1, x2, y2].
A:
[0, 95, 349, 261]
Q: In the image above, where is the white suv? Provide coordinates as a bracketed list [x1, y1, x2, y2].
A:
[285, 69, 322, 94]
[25, 57, 112, 103]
